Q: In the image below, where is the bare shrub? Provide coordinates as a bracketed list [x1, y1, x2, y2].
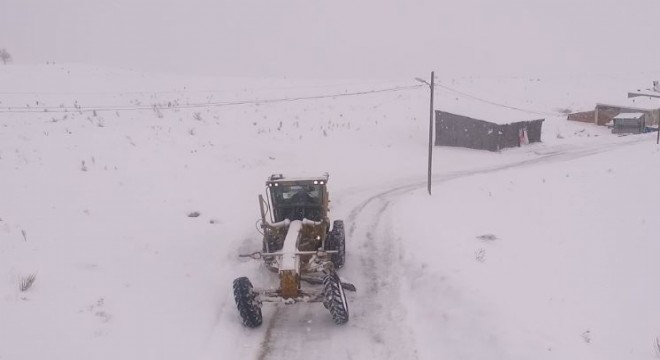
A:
[152, 104, 163, 119]
[19, 273, 37, 292]
[0, 48, 11, 65]
[475, 248, 486, 263]
[477, 234, 498, 241]
[654, 337, 660, 358]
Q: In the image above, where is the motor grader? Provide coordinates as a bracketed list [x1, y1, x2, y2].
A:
[233, 173, 353, 327]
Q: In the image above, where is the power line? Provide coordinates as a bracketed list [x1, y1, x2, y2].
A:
[0, 79, 565, 117]
[433, 82, 562, 117]
[0, 79, 401, 96]
[0, 84, 424, 114]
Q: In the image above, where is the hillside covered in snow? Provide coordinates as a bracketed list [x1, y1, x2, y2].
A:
[1, 64, 660, 359]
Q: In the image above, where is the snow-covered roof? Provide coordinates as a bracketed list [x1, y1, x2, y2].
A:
[613, 112, 644, 120]
[628, 90, 660, 98]
[598, 96, 660, 111]
[436, 95, 545, 125]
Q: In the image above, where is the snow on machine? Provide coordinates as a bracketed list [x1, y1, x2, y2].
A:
[233, 173, 354, 327]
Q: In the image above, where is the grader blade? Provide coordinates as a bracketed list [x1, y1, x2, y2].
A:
[301, 275, 356, 292]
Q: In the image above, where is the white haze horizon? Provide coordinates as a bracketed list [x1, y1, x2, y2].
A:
[2, 0, 660, 79]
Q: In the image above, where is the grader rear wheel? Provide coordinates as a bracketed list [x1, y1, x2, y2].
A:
[323, 271, 349, 324]
[325, 220, 345, 269]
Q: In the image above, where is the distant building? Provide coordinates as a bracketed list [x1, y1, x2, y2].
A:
[568, 98, 660, 130]
[611, 112, 646, 134]
[435, 110, 544, 152]
[567, 110, 597, 123]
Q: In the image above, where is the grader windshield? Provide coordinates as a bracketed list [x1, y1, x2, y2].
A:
[266, 175, 328, 222]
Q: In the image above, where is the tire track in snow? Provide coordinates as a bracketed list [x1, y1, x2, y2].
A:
[256, 307, 282, 360]
[349, 197, 419, 359]
[349, 135, 650, 226]
[341, 137, 650, 358]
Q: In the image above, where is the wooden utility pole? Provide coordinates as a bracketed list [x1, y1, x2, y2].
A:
[415, 72, 436, 195]
[428, 71, 435, 195]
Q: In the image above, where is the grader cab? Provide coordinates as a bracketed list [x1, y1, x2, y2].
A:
[233, 173, 353, 327]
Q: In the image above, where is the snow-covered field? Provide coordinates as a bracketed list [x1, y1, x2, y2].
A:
[1, 64, 659, 359]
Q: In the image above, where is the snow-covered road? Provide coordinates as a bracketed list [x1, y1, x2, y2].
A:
[232, 134, 654, 360]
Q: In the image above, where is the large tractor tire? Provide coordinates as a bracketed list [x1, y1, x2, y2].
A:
[232, 277, 262, 328]
[323, 271, 349, 325]
[325, 220, 345, 269]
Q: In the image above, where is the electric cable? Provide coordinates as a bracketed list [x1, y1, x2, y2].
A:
[0, 84, 424, 114]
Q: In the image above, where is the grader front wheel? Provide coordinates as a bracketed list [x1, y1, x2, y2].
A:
[233, 277, 263, 328]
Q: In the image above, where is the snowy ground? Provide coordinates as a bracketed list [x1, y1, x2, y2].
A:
[1, 64, 659, 360]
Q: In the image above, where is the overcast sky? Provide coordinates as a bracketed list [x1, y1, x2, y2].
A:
[1, 0, 659, 79]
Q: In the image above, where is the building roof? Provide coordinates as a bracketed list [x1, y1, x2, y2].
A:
[613, 112, 645, 120]
[598, 96, 660, 111]
[437, 95, 545, 124]
[628, 91, 660, 99]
